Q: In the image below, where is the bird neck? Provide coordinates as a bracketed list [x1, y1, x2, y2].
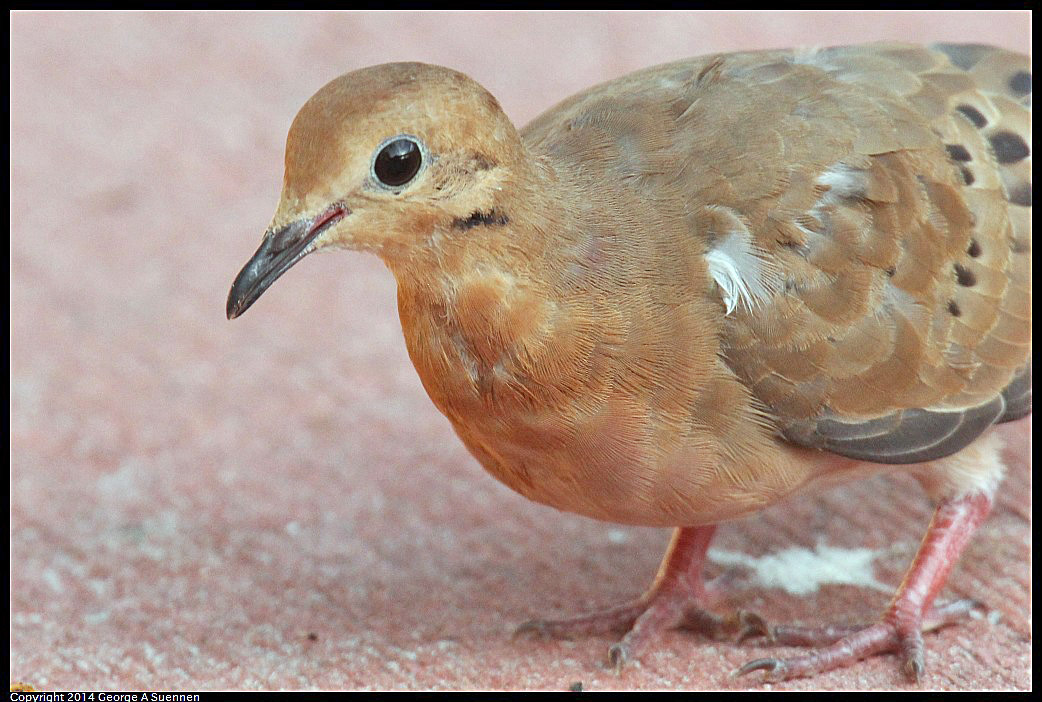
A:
[391, 149, 569, 305]
[389, 153, 591, 420]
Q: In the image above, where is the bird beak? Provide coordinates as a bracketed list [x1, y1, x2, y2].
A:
[226, 203, 348, 319]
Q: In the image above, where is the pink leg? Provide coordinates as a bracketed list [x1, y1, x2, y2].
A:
[738, 492, 992, 681]
[517, 525, 743, 669]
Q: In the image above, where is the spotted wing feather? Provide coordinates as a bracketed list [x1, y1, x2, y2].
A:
[715, 43, 1032, 464]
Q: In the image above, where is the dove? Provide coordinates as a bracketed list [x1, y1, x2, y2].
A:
[227, 43, 1031, 681]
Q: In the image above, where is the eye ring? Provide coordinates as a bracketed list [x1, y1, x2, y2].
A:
[371, 135, 425, 189]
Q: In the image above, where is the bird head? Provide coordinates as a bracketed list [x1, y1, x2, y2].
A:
[227, 62, 526, 319]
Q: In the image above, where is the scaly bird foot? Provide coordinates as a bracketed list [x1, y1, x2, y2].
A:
[515, 525, 765, 671]
[737, 492, 995, 682]
[736, 599, 981, 681]
[516, 589, 762, 672]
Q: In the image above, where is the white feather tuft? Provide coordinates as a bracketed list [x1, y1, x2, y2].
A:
[705, 229, 779, 316]
[816, 163, 867, 202]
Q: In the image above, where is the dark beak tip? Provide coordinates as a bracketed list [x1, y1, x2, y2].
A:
[227, 205, 344, 322]
[225, 268, 254, 320]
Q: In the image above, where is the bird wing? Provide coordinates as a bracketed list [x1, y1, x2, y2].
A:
[706, 44, 1031, 463]
[524, 44, 1031, 464]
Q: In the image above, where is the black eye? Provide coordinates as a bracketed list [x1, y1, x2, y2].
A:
[373, 137, 422, 187]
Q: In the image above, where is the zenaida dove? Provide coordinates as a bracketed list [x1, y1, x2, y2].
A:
[227, 43, 1031, 681]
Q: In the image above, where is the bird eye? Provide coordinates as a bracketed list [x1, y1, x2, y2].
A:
[373, 136, 423, 188]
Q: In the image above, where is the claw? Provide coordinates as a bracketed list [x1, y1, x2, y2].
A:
[904, 654, 924, 683]
[513, 619, 547, 639]
[735, 657, 783, 678]
[900, 635, 925, 682]
[608, 643, 629, 673]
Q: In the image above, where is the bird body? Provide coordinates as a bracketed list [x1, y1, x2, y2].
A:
[393, 158, 833, 527]
[228, 42, 1030, 680]
[395, 43, 1030, 527]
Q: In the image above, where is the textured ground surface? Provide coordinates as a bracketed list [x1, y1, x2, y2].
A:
[11, 11, 1031, 692]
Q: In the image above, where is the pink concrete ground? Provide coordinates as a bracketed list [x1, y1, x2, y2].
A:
[10, 11, 1031, 692]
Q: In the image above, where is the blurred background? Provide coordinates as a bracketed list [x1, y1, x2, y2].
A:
[11, 11, 1031, 691]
